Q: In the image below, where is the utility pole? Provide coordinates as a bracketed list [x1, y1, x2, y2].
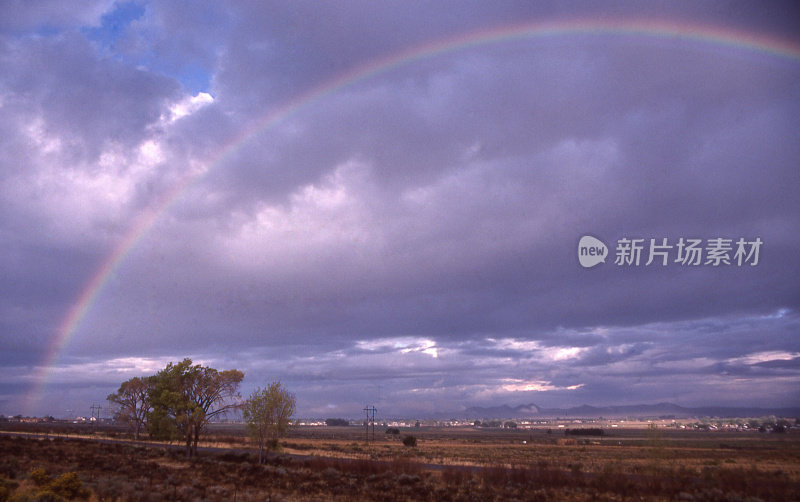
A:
[90, 404, 101, 426]
[363, 405, 376, 442]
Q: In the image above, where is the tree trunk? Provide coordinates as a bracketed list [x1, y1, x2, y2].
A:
[193, 424, 200, 457]
[185, 423, 195, 458]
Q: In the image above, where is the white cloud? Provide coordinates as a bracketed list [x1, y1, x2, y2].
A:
[500, 378, 584, 392]
[357, 337, 440, 359]
[164, 92, 214, 123]
[2, 87, 219, 248]
[219, 159, 379, 270]
[730, 351, 800, 366]
[486, 338, 587, 362]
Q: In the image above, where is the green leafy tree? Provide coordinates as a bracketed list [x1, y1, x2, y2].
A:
[242, 381, 296, 463]
[147, 359, 244, 458]
[107, 376, 151, 440]
[147, 360, 193, 446]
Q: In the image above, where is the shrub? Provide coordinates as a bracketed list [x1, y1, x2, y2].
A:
[385, 427, 400, 435]
[396, 473, 420, 485]
[388, 457, 422, 475]
[402, 435, 417, 447]
[29, 490, 66, 502]
[47, 472, 89, 500]
[481, 465, 508, 487]
[441, 467, 469, 486]
[0, 457, 20, 479]
[28, 468, 51, 487]
[0, 478, 10, 502]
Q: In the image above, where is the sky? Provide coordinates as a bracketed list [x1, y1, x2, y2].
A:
[1, 1, 799, 419]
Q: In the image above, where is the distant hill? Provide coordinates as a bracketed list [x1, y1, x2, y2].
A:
[460, 402, 800, 419]
[462, 403, 541, 418]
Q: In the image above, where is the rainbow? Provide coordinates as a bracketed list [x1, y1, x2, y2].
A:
[25, 17, 800, 414]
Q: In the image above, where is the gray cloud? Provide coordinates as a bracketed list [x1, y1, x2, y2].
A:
[0, 0, 112, 35]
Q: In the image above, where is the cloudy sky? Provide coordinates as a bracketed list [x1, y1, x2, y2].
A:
[1, 1, 798, 419]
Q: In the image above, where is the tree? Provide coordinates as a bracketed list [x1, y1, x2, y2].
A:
[107, 376, 151, 440]
[242, 381, 296, 464]
[325, 418, 349, 426]
[147, 359, 244, 458]
[147, 359, 199, 448]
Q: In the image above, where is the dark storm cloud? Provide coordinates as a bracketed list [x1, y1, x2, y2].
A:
[1, 33, 180, 160]
[214, 0, 508, 111]
[0, 1, 798, 417]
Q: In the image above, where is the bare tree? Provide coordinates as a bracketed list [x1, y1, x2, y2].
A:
[106, 377, 150, 439]
[107, 376, 150, 440]
[243, 381, 296, 463]
[187, 364, 245, 455]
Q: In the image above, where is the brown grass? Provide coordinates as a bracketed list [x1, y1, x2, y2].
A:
[1, 423, 799, 501]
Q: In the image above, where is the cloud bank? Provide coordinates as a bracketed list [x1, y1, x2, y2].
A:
[0, 1, 798, 418]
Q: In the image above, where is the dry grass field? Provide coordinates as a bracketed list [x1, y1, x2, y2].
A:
[1, 422, 798, 501]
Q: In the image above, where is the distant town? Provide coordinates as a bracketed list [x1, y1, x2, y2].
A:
[3, 413, 796, 434]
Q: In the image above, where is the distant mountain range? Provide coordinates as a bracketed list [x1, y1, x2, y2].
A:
[459, 402, 800, 419]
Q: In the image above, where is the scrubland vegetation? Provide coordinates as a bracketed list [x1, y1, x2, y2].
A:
[1, 420, 799, 501]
